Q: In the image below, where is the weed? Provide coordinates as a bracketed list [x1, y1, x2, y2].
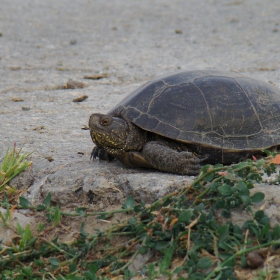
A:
[1, 147, 280, 279]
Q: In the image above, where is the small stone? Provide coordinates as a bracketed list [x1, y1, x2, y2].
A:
[9, 66, 21, 71]
[246, 252, 264, 268]
[65, 80, 85, 89]
[45, 156, 54, 162]
[73, 95, 88, 102]
[12, 97, 24, 102]
[81, 125, 89, 130]
[22, 107, 30, 111]
[84, 73, 108, 80]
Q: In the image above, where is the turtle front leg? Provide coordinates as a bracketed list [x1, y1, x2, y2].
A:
[91, 146, 115, 162]
[142, 142, 202, 175]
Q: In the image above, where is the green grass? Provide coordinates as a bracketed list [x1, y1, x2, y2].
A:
[0, 146, 280, 279]
[0, 143, 32, 192]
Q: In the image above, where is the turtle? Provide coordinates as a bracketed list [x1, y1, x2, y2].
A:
[89, 70, 280, 175]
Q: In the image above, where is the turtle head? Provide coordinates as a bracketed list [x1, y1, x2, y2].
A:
[89, 113, 146, 155]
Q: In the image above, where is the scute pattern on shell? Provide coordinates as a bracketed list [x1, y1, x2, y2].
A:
[109, 70, 280, 151]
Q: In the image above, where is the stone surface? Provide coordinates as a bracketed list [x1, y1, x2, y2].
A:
[0, 0, 280, 217]
[0, 208, 36, 244]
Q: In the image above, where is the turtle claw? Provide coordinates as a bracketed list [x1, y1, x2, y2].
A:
[90, 146, 99, 160]
[185, 159, 203, 176]
[179, 152, 205, 175]
[187, 165, 202, 176]
[90, 146, 114, 162]
[198, 155, 209, 163]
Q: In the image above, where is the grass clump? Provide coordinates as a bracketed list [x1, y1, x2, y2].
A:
[0, 143, 32, 193]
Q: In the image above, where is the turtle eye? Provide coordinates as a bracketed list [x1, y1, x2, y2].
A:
[100, 117, 111, 126]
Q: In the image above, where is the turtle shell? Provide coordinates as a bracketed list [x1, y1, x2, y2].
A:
[109, 70, 280, 152]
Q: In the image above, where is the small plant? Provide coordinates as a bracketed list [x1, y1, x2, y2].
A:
[0, 143, 32, 192]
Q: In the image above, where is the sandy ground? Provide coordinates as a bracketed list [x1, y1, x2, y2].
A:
[1, 0, 280, 276]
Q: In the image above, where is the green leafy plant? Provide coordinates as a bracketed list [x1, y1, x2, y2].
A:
[1, 150, 280, 279]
